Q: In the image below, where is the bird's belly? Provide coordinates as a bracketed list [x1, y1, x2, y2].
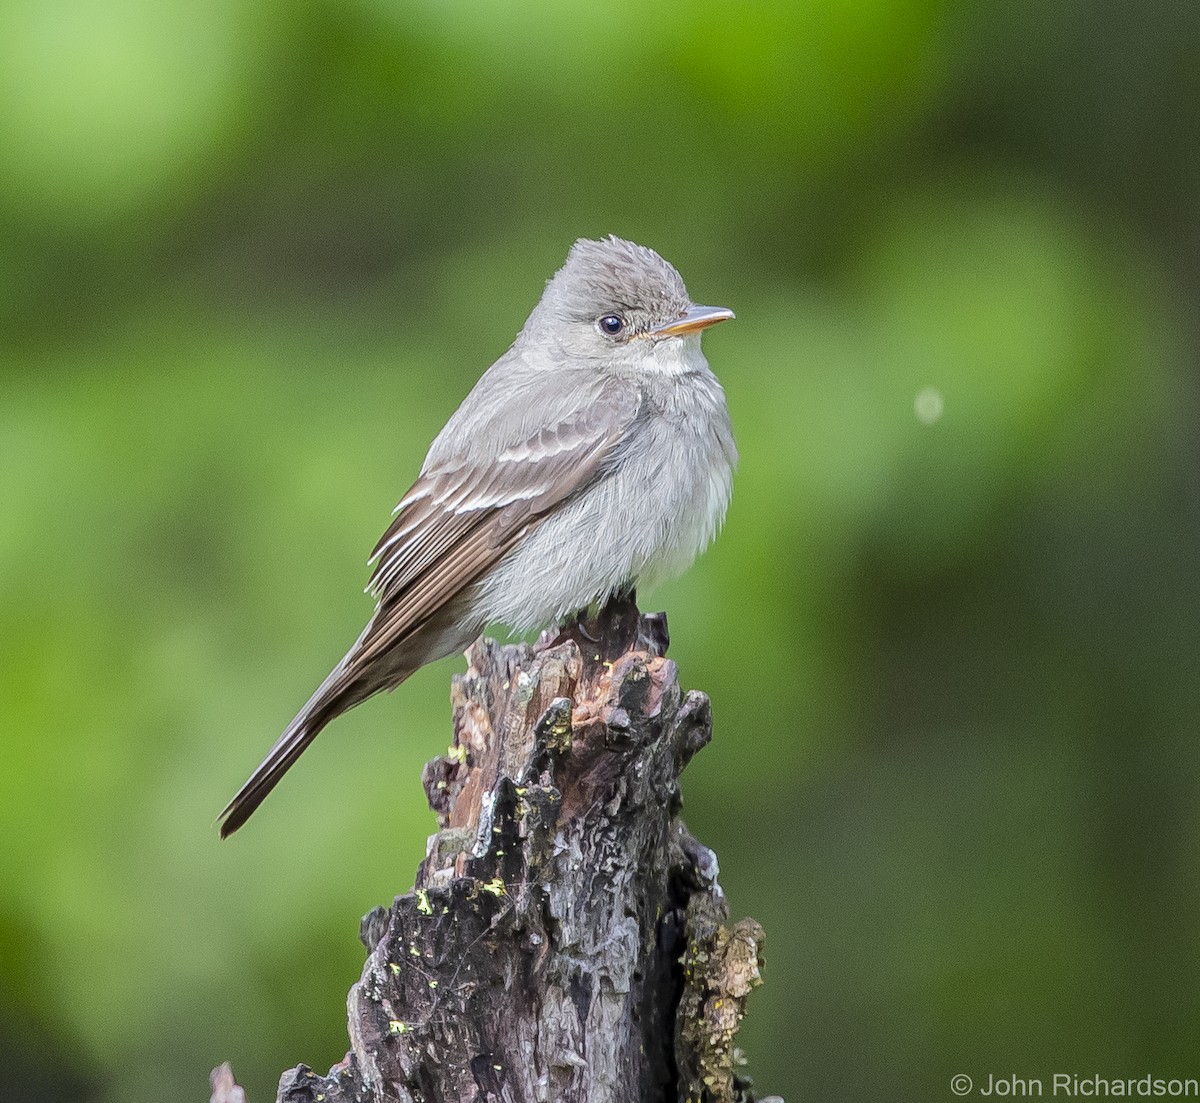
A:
[475, 419, 733, 632]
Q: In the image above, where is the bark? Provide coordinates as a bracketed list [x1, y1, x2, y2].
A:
[216, 599, 771, 1103]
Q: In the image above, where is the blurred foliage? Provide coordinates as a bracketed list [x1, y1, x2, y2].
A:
[1, 1, 1199, 1100]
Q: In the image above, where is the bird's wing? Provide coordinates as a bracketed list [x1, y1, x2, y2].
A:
[216, 384, 639, 839]
[357, 384, 641, 663]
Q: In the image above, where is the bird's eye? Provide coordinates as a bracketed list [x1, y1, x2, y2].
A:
[597, 314, 625, 337]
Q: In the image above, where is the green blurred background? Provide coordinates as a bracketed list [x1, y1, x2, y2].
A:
[2, 0, 1199, 1099]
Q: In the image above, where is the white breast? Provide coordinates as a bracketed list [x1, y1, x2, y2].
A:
[476, 346, 736, 632]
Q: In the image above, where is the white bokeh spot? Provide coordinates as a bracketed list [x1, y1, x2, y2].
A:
[914, 386, 944, 425]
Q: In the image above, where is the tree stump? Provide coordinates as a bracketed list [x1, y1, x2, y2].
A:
[223, 600, 770, 1103]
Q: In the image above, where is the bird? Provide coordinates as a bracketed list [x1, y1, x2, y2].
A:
[218, 235, 736, 837]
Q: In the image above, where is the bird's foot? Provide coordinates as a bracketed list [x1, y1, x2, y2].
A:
[536, 588, 668, 668]
[636, 610, 670, 656]
[572, 606, 601, 644]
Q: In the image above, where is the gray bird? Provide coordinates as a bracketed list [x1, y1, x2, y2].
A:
[218, 235, 736, 836]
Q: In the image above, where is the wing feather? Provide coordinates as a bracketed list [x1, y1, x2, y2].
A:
[217, 382, 639, 838]
[359, 386, 640, 658]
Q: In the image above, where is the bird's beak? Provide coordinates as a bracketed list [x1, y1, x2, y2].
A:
[650, 304, 735, 339]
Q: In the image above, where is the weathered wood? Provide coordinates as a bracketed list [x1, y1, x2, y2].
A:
[219, 599, 769, 1103]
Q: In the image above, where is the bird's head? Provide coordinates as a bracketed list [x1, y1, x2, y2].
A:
[522, 235, 733, 372]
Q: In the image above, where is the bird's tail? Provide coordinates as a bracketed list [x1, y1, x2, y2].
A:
[217, 640, 379, 838]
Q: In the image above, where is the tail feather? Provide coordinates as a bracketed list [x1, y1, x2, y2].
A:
[217, 714, 326, 838]
[219, 642, 375, 838]
[219, 611, 460, 836]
